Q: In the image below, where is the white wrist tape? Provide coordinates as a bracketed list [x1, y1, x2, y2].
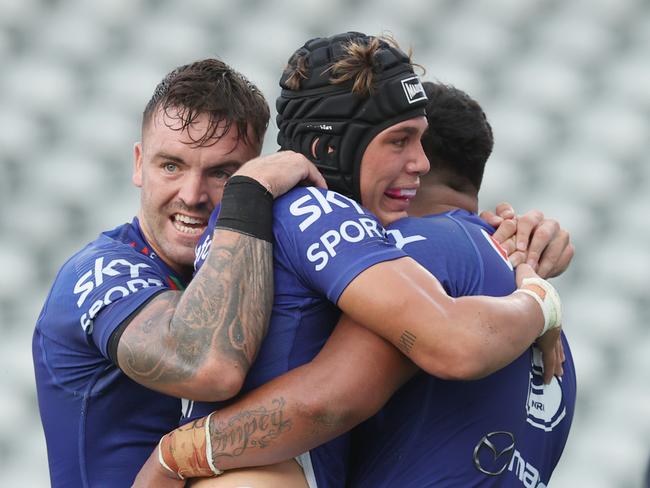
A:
[515, 277, 562, 336]
[158, 435, 184, 480]
[205, 412, 223, 476]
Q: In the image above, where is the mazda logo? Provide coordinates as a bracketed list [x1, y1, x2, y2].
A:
[473, 431, 515, 476]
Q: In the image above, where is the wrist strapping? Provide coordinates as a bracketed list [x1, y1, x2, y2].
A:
[157, 414, 223, 479]
[158, 435, 184, 480]
[215, 175, 274, 243]
[515, 277, 562, 337]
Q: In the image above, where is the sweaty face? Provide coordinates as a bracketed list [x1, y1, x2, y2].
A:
[359, 116, 429, 225]
[133, 109, 261, 277]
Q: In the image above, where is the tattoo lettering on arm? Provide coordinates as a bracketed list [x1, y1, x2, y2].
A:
[209, 398, 293, 460]
[398, 330, 417, 355]
[118, 231, 273, 388]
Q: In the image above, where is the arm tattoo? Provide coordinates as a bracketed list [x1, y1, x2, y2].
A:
[118, 231, 273, 387]
[207, 398, 292, 460]
[398, 330, 417, 355]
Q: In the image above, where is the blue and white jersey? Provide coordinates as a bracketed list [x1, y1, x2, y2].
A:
[191, 186, 406, 487]
[33, 218, 185, 488]
[348, 209, 577, 488]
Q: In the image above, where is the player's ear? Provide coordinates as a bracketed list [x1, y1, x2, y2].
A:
[133, 142, 143, 188]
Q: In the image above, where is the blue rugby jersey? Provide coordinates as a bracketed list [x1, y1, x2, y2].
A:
[32, 218, 185, 487]
[191, 186, 407, 487]
[348, 209, 577, 488]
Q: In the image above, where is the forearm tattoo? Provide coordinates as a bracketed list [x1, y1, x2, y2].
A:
[119, 231, 273, 386]
[209, 398, 292, 460]
[398, 329, 417, 355]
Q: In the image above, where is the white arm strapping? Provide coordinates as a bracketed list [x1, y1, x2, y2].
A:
[158, 434, 184, 480]
[205, 412, 223, 476]
[514, 277, 562, 336]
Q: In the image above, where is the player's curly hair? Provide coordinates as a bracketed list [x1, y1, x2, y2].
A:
[421, 81, 493, 192]
[142, 59, 270, 149]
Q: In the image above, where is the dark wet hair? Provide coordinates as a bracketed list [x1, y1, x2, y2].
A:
[142, 58, 270, 149]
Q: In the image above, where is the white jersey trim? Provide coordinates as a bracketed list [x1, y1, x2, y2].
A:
[295, 451, 318, 488]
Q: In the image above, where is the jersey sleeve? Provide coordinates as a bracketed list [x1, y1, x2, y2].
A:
[387, 212, 516, 298]
[67, 244, 170, 358]
[194, 204, 220, 274]
[273, 187, 407, 303]
[386, 215, 483, 297]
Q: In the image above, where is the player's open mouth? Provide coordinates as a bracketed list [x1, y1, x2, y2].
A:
[384, 188, 417, 201]
[171, 213, 207, 235]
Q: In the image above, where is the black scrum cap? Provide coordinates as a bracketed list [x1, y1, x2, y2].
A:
[276, 32, 428, 200]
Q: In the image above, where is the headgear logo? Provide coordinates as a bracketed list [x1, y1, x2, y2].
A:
[473, 431, 515, 476]
[401, 76, 427, 104]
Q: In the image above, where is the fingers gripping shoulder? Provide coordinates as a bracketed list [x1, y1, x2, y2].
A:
[515, 277, 562, 336]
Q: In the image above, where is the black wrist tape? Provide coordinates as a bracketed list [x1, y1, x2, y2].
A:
[215, 175, 274, 243]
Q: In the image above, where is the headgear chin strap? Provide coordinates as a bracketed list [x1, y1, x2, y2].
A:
[276, 32, 428, 200]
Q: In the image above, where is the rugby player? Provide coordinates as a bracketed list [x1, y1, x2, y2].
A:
[32, 58, 324, 487]
[345, 81, 576, 487]
[135, 33, 569, 487]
